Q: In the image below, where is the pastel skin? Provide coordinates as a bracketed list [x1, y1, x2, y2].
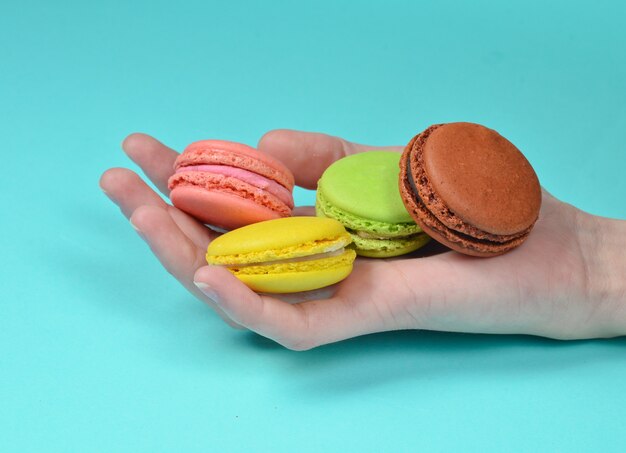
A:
[316, 151, 429, 257]
[399, 122, 542, 256]
[206, 217, 357, 293]
[168, 140, 295, 230]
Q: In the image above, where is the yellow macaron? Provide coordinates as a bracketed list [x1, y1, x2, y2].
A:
[206, 217, 357, 293]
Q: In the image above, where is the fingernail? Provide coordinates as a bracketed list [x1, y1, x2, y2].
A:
[130, 218, 141, 232]
[100, 187, 115, 201]
[194, 281, 220, 304]
[129, 219, 146, 240]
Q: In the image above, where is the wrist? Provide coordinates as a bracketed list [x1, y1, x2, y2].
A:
[580, 211, 626, 337]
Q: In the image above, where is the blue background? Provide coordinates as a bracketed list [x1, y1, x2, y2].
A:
[1, 1, 625, 451]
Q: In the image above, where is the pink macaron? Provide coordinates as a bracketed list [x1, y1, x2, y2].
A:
[168, 140, 295, 230]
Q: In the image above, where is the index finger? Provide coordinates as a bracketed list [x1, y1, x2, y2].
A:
[257, 129, 403, 189]
[122, 133, 179, 195]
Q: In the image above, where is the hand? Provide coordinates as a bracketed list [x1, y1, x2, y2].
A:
[100, 131, 626, 349]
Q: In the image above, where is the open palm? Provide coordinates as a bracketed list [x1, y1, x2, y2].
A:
[100, 130, 620, 349]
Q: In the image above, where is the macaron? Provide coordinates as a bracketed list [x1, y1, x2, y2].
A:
[168, 140, 295, 230]
[316, 151, 430, 258]
[399, 122, 541, 257]
[206, 217, 357, 293]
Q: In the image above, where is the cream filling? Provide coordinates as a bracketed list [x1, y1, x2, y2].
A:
[220, 246, 347, 268]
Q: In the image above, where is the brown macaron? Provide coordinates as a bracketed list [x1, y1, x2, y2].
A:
[399, 122, 541, 257]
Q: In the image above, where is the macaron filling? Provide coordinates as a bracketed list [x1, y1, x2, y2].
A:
[224, 250, 356, 276]
[207, 234, 353, 266]
[218, 248, 348, 268]
[176, 164, 294, 208]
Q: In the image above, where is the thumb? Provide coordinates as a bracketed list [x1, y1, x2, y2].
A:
[257, 129, 402, 189]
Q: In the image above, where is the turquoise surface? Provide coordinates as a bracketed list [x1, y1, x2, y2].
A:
[1, 1, 625, 452]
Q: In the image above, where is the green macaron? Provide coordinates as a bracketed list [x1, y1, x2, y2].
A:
[316, 151, 430, 257]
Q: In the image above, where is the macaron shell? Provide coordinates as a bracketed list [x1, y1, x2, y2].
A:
[236, 264, 354, 293]
[207, 216, 351, 259]
[316, 190, 421, 238]
[170, 186, 283, 230]
[318, 151, 415, 224]
[175, 140, 294, 190]
[399, 164, 508, 257]
[422, 123, 541, 235]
